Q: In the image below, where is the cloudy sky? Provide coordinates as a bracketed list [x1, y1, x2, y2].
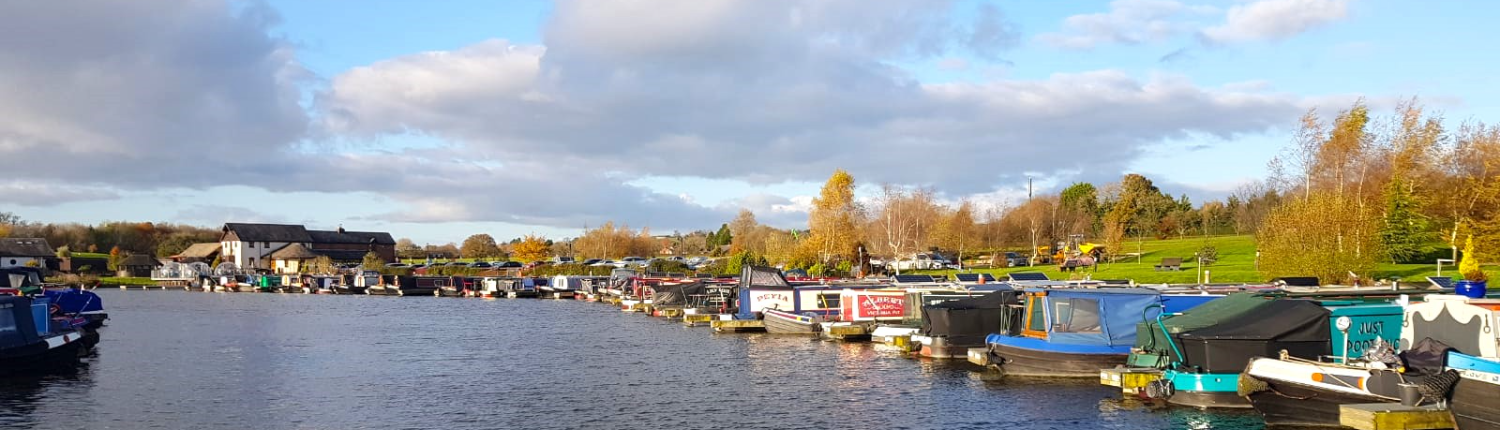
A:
[1, 0, 1493, 244]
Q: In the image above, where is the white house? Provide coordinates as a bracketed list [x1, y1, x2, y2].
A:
[0, 238, 53, 269]
[220, 223, 314, 271]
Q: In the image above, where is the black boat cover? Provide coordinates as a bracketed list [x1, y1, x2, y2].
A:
[1176, 299, 1331, 373]
[1400, 337, 1454, 376]
[0, 295, 42, 350]
[650, 282, 708, 306]
[921, 289, 1021, 345]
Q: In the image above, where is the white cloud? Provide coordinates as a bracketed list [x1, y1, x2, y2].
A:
[1036, 0, 1212, 49]
[0, 1, 308, 189]
[0, 0, 1324, 235]
[1200, 0, 1350, 44]
[0, 181, 119, 206]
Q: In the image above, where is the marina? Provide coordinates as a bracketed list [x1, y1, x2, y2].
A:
[8, 261, 1498, 429]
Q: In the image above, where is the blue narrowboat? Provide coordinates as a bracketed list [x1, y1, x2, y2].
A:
[983, 288, 1210, 377]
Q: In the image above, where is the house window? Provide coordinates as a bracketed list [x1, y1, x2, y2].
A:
[7, 259, 14, 265]
[248, 242, 255, 249]
[263, 242, 270, 248]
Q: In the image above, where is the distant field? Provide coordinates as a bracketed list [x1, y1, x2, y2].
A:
[913, 235, 1485, 284]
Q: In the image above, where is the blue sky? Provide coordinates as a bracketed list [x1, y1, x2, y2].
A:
[2, 0, 1493, 244]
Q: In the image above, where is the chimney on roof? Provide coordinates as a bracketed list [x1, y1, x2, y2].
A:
[337, 224, 345, 234]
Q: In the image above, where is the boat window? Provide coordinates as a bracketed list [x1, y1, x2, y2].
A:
[1026, 295, 1046, 333]
[1052, 298, 1102, 333]
[816, 292, 841, 309]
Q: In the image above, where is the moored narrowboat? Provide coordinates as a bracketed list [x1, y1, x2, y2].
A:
[917, 288, 1021, 358]
[396, 276, 445, 297]
[984, 288, 1207, 378]
[1241, 295, 1495, 427]
[0, 295, 97, 375]
[338, 271, 378, 295]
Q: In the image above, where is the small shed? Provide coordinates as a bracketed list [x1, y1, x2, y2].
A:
[117, 254, 162, 277]
[270, 243, 319, 274]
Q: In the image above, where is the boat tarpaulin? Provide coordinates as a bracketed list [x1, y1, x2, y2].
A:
[1176, 299, 1330, 373]
[651, 282, 708, 306]
[921, 289, 1020, 345]
[1045, 288, 1163, 348]
[1133, 293, 1269, 366]
[42, 289, 104, 313]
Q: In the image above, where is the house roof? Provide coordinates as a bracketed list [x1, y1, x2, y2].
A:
[270, 243, 319, 260]
[119, 254, 160, 267]
[316, 249, 373, 261]
[308, 229, 396, 245]
[174, 243, 222, 259]
[0, 238, 53, 257]
[223, 223, 313, 243]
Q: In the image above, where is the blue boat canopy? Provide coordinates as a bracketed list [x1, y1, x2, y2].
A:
[42, 289, 104, 313]
[1044, 288, 1165, 348]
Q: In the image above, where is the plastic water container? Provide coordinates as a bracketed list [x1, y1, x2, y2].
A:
[30, 296, 49, 335]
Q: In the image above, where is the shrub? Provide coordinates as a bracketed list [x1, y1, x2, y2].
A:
[1197, 245, 1218, 266]
[647, 260, 691, 274]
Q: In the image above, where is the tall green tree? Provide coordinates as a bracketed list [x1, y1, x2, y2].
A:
[1379, 178, 1431, 263]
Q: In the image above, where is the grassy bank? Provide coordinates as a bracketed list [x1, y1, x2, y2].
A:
[100, 277, 155, 286]
[914, 235, 1486, 284]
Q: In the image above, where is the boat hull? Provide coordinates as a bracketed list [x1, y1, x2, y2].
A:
[1244, 377, 1390, 427]
[396, 287, 438, 297]
[1453, 377, 1500, 430]
[436, 288, 467, 297]
[0, 330, 93, 375]
[335, 286, 368, 295]
[763, 310, 819, 334]
[985, 340, 1127, 378]
[1162, 372, 1250, 409]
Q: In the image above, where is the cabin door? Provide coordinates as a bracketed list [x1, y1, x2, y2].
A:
[1021, 292, 1049, 339]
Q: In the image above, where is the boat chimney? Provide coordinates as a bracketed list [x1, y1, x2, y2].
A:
[337, 224, 345, 234]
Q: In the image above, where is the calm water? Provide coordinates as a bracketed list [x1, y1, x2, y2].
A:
[0, 290, 1270, 429]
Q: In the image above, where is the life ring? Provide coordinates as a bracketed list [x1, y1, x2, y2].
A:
[49, 304, 61, 315]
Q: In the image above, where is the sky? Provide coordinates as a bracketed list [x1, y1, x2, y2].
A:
[2, 0, 1496, 244]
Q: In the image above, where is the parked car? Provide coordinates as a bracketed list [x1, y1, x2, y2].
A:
[467, 262, 492, 268]
[497, 261, 523, 268]
[891, 253, 946, 270]
[1003, 252, 1030, 267]
[581, 258, 602, 266]
[385, 262, 410, 268]
[590, 260, 616, 267]
[410, 263, 428, 269]
[618, 256, 647, 268]
[445, 262, 468, 267]
[552, 256, 576, 264]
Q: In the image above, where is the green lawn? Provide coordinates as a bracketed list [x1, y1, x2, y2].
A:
[914, 235, 1484, 284]
[100, 277, 155, 286]
[72, 252, 110, 259]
